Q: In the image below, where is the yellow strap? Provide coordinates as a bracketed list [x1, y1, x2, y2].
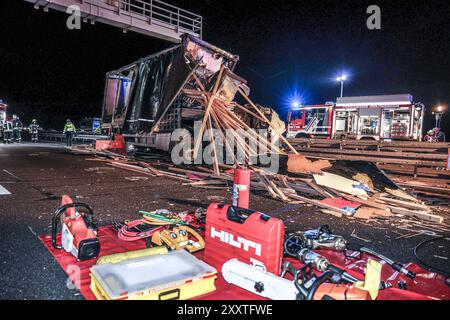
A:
[355, 259, 382, 300]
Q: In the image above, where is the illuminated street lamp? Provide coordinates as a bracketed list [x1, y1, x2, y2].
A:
[336, 75, 347, 98]
[292, 100, 301, 109]
[432, 105, 446, 128]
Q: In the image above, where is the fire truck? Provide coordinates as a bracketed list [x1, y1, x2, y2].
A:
[286, 103, 334, 139]
[287, 94, 425, 141]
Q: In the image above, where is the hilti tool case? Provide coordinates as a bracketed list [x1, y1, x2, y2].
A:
[204, 203, 285, 275]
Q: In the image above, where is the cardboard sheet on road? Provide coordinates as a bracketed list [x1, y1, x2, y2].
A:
[314, 172, 369, 197]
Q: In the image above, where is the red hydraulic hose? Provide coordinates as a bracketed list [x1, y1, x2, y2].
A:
[118, 220, 165, 242]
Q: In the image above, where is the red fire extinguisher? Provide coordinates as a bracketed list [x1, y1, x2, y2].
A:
[233, 168, 251, 209]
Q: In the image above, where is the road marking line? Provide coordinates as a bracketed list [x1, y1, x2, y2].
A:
[2, 169, 19, 179]
[0, 184, 11, 195]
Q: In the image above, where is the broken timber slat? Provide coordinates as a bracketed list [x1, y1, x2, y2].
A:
[387, 206, 444, 224]
[263, 176, 290, 202]
[288, 194, 352, 216]
[341, 194, 388, 210]
[304, 179, 335, 198]
[378, 196, 430, 212]
[139, 162, 163, 176]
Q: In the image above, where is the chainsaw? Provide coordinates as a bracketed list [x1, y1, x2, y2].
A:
[51, 195, 100, 261]
[222, 258, 371, 300]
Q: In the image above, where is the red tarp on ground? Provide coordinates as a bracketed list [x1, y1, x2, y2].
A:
[321, 197, 361, 211]
[39, 226, 450, 300]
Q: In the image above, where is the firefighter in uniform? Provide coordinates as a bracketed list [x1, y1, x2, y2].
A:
[3, 120, 13, 144]
[0, 120, 4, 141]
[63, 119, 77, 147]
[434, 127, 446, 142]
[424, 129, 437, 143]
[12, 115, 23, 143]
[29, 119, 40, 143]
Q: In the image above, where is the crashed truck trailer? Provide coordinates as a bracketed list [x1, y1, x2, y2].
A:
[101, 34, 256, 153]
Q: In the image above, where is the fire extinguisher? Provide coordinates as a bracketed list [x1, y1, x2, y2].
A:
[233, 168, 251, 209]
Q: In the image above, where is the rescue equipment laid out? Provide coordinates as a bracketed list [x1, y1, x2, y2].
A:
[51, 195, 100, 261]
[204, 203, 285, 275]
[90, 250, 217, 300]
[44, 198, 450, 301]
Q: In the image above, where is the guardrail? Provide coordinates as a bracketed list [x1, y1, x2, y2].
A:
[40, 131, 110, 145]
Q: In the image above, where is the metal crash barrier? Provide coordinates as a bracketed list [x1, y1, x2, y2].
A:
[40, 131, 110, 145]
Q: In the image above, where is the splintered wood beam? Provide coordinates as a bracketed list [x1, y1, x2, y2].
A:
[288, 194, 353, 216]
[193, 65, 226, 159]
[233, 103, 267, 123]
[183, 89, 210, 97]
[212, 106, 254, 158]
[214, 101, 284, 155]
[209, 108, 237, 164]
[387, 206, 444, 224]
[207, 114, 220, 176]
[237, 87, 299, 155]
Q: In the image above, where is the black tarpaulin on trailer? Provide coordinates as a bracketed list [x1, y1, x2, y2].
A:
[102, 44, 192, 133]
[126, 45, 192, 132]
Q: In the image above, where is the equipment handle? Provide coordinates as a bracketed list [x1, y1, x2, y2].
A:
[159, 288, 181, 300]
[51, 203, 94, 250]
[226, 206, 271, 224]
[226, 206, 255, 224]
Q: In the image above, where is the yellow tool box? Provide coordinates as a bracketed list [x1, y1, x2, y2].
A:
[90, 250, 217, 300]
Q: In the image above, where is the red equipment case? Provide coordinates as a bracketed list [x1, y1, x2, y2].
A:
[204, 203, 285, 276]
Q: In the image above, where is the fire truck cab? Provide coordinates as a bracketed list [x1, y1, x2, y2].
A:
[333, 94, 425, 141]
[286, 103, 334, 139]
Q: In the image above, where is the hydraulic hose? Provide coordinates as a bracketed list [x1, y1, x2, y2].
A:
[413, 235, 450, 277]
[118, 220, 165, 242]
[347, 243, 416, 279]
[306, 270, 333, 301]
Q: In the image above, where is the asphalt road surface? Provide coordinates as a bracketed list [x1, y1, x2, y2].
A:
[0, 143, 448, 299]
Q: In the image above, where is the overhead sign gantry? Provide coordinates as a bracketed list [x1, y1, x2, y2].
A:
[26, 0, 203, 43]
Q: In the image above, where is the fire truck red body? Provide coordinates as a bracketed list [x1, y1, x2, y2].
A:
[287, 94, 425, 141]
[287, 104, 334, 139]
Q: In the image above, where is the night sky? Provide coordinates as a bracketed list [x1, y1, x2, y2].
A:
[1, 0, 449, 134]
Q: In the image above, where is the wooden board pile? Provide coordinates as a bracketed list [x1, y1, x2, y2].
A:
[288, 138, 450, 175]
[287, 138, 450, 203]
[180, 65, 299, 176]
[70, 145, 446, 226]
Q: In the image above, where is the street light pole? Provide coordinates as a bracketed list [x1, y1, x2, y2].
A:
[433, 106, 445, 129]
[336, 75, 347, 98]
